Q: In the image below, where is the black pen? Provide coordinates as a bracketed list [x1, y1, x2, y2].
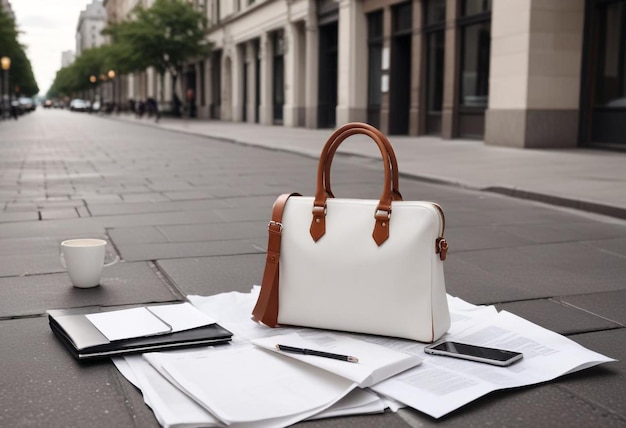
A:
[275, 344, 359, 363]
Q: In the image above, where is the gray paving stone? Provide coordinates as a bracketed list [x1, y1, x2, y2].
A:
[561, 329, 626, 419]
[87, 210, 221, 228]
[120, 192, 171, 202]
[213, 206, 274, 222]
[40, 208, 79, 220]
[0, 261, 182, 317]
[157, 254, 266, 295]
[0, 217, 105, 239]
[446, 241, 626, 304]
[558, 290, 626, 326]
[495, 299, 621, 335]
[503, 221, 626, 244]
[446, 225, 533, 252]
[581, 236, 626, 258]
[108, 226, 168, 245]
[157, 221, 267, 242]
[87, 199, 228, 216]
[0, 211, 39, 222]
[117, 239, 265, 262]
[0, 253, 64, 278]
[0, 317, 160, 428]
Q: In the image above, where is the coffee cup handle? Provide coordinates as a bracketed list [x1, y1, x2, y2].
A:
[104, 255, 120, 267]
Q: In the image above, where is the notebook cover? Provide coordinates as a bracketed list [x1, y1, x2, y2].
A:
[48, 305, 232, 360]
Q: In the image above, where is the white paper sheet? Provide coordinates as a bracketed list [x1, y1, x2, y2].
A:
[252, 332, 421, 387]
[147, 302, 216, 332]
[157, 345, 357, 427]
[87, 307, 171, 341]
[116, 354, 224, 428]
[370, 310, 616, 418]
[121, 346, 385, 428]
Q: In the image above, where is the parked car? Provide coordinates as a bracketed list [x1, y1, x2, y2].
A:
[18, 97, 36, 113]
[69, 99, 89, 112]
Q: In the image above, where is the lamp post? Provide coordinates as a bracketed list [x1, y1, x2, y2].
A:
[1, 56, 10, 120]
[108, 70, 116, 113]
[89, 75, 97, 112]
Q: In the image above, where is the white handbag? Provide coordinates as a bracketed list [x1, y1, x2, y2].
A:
[252, 122, 450, 342]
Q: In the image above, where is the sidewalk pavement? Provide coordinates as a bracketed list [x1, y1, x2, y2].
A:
[1, 110, 625, 427]
[113, 114, 626, 220]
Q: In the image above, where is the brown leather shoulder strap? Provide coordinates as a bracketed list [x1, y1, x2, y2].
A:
[251, 193, 300, 327]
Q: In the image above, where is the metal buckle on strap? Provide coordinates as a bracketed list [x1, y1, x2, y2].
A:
[268, 221, 283, 232]
[375, 209, 391, 219]
[312, 205, 327, 215]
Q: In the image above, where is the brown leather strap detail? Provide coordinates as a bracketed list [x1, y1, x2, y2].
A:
[311, 123, 399, 245]
[251, 193, 300, 327]
[323, 123, 403, 202]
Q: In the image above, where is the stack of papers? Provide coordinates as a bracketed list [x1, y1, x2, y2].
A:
[110, 289, 615, 427]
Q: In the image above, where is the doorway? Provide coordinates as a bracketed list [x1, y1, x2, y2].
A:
[389, 2, 412, 135]
[584, 0, 626, 146]
[318, 22, 338, 128]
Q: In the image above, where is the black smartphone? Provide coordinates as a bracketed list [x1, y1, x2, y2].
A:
[424, 341, 523, 366]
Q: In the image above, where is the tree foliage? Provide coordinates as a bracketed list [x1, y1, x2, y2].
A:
[48, 44, 122, 98]
[0, 4, 39, 97]
[49, 0, 210, 99]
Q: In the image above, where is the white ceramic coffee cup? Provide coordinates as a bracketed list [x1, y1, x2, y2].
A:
[60, 239, 119, 288]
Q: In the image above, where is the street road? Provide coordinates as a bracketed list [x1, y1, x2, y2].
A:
[0, 110, 624, 427]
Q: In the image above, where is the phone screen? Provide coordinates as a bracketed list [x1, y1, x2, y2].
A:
[429, 342, 521, 362]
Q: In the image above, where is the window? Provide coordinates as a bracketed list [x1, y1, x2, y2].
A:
[272, 30, 285, 123]
[424, 0, 446, 134]
[367, 11, 383, 128]
[458, 0, 491, 108]
[595, 1, 626, 108]
[463, 0, 492, 16]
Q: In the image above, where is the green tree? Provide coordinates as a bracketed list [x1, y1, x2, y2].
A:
[104, 0, 210, 106]
[0, 4, 39, 97]
[48, 44, 122, 99]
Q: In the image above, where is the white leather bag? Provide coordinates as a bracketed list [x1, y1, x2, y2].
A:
[252, 122, 450, 342]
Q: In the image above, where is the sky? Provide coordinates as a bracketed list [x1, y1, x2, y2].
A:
[10, 0, 92, 96]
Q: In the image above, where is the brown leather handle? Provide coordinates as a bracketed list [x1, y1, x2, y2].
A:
[322, 123, 403, 201]
[310, 122, 401, 246]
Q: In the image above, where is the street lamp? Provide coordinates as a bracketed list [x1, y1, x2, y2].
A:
[89, 75, 97, 112]
[107, 70, 116, 113]
[1, 56, 10, 120]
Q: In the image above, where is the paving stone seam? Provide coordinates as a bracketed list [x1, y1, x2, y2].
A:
[555, 384, 626, 423]
[146, 260, 186, 300]
[553, 299, 625, 328]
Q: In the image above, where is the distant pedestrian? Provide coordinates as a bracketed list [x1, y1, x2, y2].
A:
[147, 97, 160, 123]
[10, 103, 18, 120]
[137, 100, 145, 118]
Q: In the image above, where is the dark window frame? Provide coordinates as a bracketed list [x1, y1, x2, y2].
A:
[456, 2, 491, 114]
[367, 10, 384, 128]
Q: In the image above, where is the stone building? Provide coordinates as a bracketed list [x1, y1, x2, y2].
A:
[76, 0, 108, 57]
[107, 0, 626, 149]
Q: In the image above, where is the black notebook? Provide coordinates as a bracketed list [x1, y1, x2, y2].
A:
[48, 304, 233, 360]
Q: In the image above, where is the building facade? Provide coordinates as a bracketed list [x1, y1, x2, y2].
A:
[76, 0, 108, 57]
[111, 0, 626, 149]
[61, 50, 75, 68]
[0, 0, 15, 21]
